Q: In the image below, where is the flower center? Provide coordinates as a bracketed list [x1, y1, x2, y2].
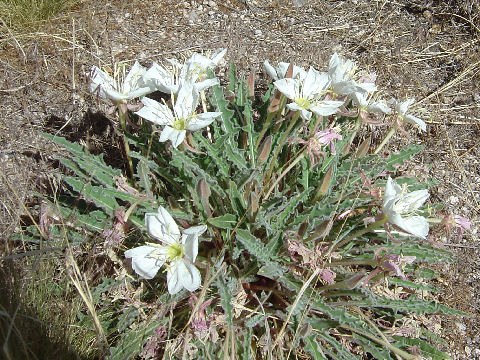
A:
[173, 118, 186, 130]
[295, 97, 311, 109]
[167, 243, 184, 261]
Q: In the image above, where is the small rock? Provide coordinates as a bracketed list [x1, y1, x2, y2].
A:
[455, 322, 466, 333]
[254, 29, 262, 37]
[124, 12, 131, 18]
[449, 195, 459, 204]
[465, 346, 471, 356]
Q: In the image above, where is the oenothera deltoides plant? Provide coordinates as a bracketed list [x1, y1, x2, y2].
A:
[41, 50, 469, 359]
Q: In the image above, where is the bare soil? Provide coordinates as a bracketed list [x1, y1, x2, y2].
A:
[1, 0, 479, 358]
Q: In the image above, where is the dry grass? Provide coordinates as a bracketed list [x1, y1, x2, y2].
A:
[0, 0, 479, 358]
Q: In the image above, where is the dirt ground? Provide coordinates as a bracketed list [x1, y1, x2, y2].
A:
[1, 0, 479, 358]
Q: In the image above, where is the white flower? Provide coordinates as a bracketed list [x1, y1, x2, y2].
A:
[90, 61, 155, 102]
[328, 53, 377, 96]
[382, 177, 430, 239]
[263, 60, 307, 81]
[389, 98, 426, 132]
[135, 84, 222, 148]
[352, 92, 391, 114]
[274, 67, 344, 120]
[125, 206, 207, 295]
[143, 53, 222, 95]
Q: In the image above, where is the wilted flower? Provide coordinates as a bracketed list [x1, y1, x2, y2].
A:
[380, 254, 416, 280]
[328, 53, 377, 96]
[389, 98, 426, 132]
[382, 177, 430, 239]
[90, 61, 155, 103]
[135, 83, 222, 148]
[124, 206, 206, 295]
[442, 214, 471, 241]
[274, 67, 343, 120]
[293, 128, 342, 165]
[264, 60, 307, 81]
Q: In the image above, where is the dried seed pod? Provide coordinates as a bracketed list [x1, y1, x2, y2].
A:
[197, 178, 211, 200]
[257, 135, 272, 164]
[355, 135, 371, 158]
[247, 72, 255, 98]
[317, 166, 333, 197]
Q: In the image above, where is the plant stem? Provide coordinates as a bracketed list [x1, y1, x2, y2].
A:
[264, 148, 306, 200]
[118, 106, 134, 178]
[326, 215, 388, 256]
[374, 127, 396, 155]
[264, 112, 300, 188]
[256, 111, 274, 149]
[339, 325, 417, 360]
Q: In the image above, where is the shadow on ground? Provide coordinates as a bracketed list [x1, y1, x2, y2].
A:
[0, 260, 83, 360]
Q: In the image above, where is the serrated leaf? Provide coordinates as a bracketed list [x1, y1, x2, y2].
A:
[107, 320, 162, 360]
[207, 214, 237, 229]
[393, 336, 451, 360]
[64, 176, 118, 216]
[136, 159, 152, 196]
[217, 275, 234, 328]
[273, 188, 312, 230]
[236, 229, 270, 264]
[44, 133, 121, 187]
[304, 336, 328, 360]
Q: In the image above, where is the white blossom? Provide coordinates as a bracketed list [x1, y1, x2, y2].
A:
[274, 67, 344, 120]
[263, 60, 307, 81]
[90, 61, 154, 102]
[328, 53, 377, 96]
[135, 83, 221, 148]
[382, 177, 430, 239]
[389, 98, 426, 132]
[143, 49, 225, 95]
[125, 206, 207, 295]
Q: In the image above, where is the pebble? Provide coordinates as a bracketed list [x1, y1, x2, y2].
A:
[254, 29, 262, 37]
[449, 195, 459, 204]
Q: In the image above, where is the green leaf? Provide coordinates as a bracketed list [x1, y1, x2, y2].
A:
[136, 159, 152, 196]
[64, 176, 118, 216]
[107, 320, 163, 360]
[207, 214, 237, 229]
[304, 336, 328, 360]
[43, 133, 121, 187]
[217, 274, 234, 328]
[236, 229, 270, 264]
[393, 336, 451, 360]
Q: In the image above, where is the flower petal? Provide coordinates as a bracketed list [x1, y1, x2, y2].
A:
[125, 245, 163, 279]
[167, 263, 183, 295]
[392, 214, 429, 239]
[274, 78, 298, 100]
[310, 100, 344, 116]
[159, 127, 186, 148]
[264, 60, 279, 80]
[145, 206, 180, 244]
[135, 97, 173, 126]
[178, 261, 202, 292]
[188, 112, 221, 131]
[404, 114, 426, 132]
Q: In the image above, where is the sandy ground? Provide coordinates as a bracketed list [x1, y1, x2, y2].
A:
[1, 0, 479, 358]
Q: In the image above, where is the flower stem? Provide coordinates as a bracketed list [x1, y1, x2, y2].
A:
[256, 111, 274, 149]
[374, 127, 396, 155]
[264, 148, 306, 200]
[264, 112, 300, 190]
[326, 215, 388, 256]
[118, 106, 134, 178]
